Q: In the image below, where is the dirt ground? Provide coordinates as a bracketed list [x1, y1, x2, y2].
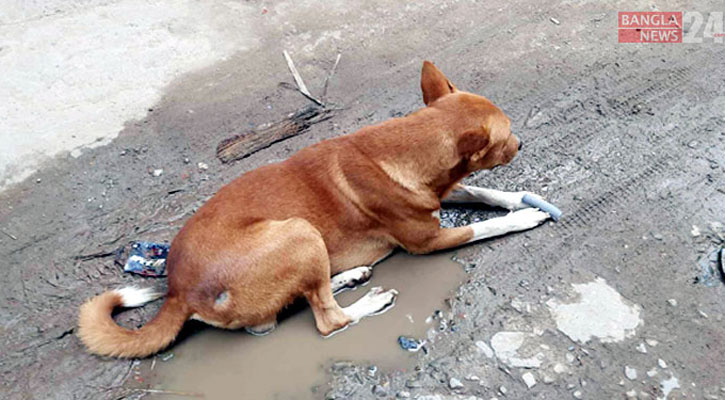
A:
[1, 0, 724, 399]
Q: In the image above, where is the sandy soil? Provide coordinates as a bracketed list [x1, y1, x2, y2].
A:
[1, 0, 724, 399]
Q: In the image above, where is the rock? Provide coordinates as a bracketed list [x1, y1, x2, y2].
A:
[475, 340, 495, 358]
[653, 233, 663, 240]
[626, 389, 637, 398]
[647, 368, 658, 377]
[645, 339, 659, 347]
[667, 299, 678, 307]
[405, 379, 422, 388]
[573, 390, 583, 399]
[566, 353, 576, 363]
[521, 372, 537, 388]
[554, 363, 568, 374]
[658, 359, 667, 369]
[499, 385, 508, 395]
[550, 17, 561, 25]
[691, 225, 701, 237]
[197, 162, 209, 170]
[636, 343, 647, 353]
[449, 377, 464, 390]
[372, 384, 388, 397]
[543, 373, 555, 384]
[625, 366, 637, 380]
[396, 391, 410, 398]
[152, 168, 163, 176]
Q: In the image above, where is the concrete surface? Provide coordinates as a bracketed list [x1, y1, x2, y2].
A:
[1, 0, 724, 399]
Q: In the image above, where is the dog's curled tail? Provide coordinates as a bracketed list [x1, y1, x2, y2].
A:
[78, 287, 189, 358]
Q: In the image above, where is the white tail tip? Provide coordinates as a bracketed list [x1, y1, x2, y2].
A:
[115, 286, 163, 308]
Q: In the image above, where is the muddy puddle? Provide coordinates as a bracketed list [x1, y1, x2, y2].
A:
[143, 252, 465, 399]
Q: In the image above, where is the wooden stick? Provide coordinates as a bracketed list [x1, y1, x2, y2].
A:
[216, 105, 336, 163]
[283, 50, 323, 106]
[322, 53, 342, 100]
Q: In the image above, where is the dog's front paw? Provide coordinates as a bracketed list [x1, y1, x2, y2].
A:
[505, 191, 546, 210]
[505, 208, 550, 230]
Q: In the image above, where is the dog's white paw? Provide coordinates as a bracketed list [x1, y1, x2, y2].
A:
[331, 266, 373, 294]
[343, 286, 398, 323]
[505, 208, 550, 229]
[504, 191, 546, 210]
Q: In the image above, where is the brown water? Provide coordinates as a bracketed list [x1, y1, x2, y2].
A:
[144, 252, 465, 399]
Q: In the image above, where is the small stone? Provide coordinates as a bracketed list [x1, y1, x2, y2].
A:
[543, 374, 555, 384]
[667, 299, 678, 307]
[35, 178, 41, 183]
[554, 363, 568, 374]
[372, 384, 387, 397]
[566, 353, 576, 363]
[368, 365, 377, 377]
[183, 157, 190, 164]
[449, 377, 464, 390]
[698, 310, 709, 318]
[550, 17, 561, 25]
[658, 359, 667, 369]
[567, 384, 576, 389]
[499, 385, 508, 395]
[653, 233, 663, 240]
[625, 366, 637, 380]
[466, 375, 480, 381]
[522, 372, 536, 388]
[636, 343, 647, 353]
[691, 225, 701, 237]
[475, 340, 494, 358]
[573, 390, 583, 399]
[647, 368, 658, 377]
[405, 380, 422, 388]
[397, 391, 410, 399]
[645, 339, 659, 347]
[626, 389, 637, 398]
[152, 168, 163, 177]
[197, 162, 209, 170]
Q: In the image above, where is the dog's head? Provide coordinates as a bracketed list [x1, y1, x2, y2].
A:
[420, 61, 520, 171]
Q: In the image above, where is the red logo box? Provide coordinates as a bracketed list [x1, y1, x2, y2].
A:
[618, 12, 683, 43]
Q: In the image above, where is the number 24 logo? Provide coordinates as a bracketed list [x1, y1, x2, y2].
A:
[683, 12, 724, 43]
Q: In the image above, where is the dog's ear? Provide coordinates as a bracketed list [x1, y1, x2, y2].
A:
[421, 61, 457, 106]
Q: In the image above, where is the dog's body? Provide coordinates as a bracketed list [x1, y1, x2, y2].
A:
[78, 62, 549, 358]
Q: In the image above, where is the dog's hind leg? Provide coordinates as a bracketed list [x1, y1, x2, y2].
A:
[443, 184, 545, 211]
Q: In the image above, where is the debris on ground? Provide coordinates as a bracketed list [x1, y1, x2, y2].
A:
[397, 336, 425, 352]
[696, 247, 723, 287]
[123, 241, 170, 276]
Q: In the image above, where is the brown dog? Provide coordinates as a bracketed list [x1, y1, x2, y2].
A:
[78, 61, 550, 358]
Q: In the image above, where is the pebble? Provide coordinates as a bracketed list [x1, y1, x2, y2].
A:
[449, 377, 464, 390]
[550, 17, 561, 25]
[626, 389, 637, 398]
[152, 168, 163, 177]
[698, 310, 709, 319]
[645, 339, 659, 347]
[625, 366, 637, 380]
[636, 343, 647, 353]
[554, 363, 568, 374]
[667, 299, 678, 307]
[658, 359, 667, 369]
[543, 374, 555, 384]
[647, 368, 658, 377]
[653, 233, 663, 240]
[475, 340, 494, 358]
[499, 385, 508, 395]
[397, 391, 410, 399]
[372, 384, 388, 397]
[573, 390, 582, 399]
[521, 372, 536, 388]
[197, 162, 209, 170]
[691, 225, 701, 237]
[566, 353, 576, 363]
